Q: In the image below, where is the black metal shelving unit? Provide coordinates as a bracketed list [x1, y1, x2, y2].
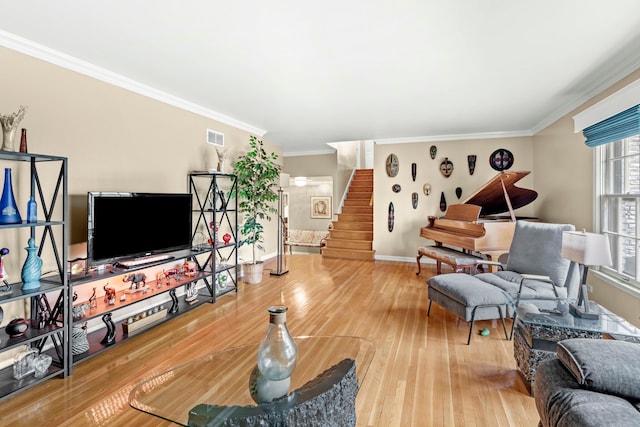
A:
[0, 151, 68, 402]
[189, 172, 238, 301]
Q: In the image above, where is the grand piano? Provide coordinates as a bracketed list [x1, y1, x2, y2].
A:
[419, 171, 538, 265]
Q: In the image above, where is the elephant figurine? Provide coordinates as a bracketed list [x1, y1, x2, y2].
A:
[123, 273, 146, 290]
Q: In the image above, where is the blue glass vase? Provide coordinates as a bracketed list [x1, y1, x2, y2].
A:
[21, 237, 42, 291]
[0, 168, 22, 224]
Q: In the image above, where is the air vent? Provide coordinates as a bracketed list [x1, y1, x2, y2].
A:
[206, 129, 224, 146]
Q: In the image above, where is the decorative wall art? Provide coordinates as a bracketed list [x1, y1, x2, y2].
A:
[467, 155, 477, 175]
[429, 145, 437, 159]
[412, 192, 418, 209]
[439, 158, 454, 177]
[392, 184, 401, 193]
[489, 148, 514, 171]
[388, 202, 394, 232]
[423, 183, 431, 196]
[310, 196, 332, 219]
[440, 192, 447, 212]
[386, 154, 399, 177]
[411, 163, 417, 181]
[455, 187, 462, 199]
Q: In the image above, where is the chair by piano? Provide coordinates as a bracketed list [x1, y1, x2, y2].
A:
[426, 221, 581, 344]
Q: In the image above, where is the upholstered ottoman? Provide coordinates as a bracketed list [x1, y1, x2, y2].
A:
[427, 273, 512, 344]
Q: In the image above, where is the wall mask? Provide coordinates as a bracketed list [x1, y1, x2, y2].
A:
[439, 157, 454, 177]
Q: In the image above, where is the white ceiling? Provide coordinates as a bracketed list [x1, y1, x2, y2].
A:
[2, 1, 640, 155]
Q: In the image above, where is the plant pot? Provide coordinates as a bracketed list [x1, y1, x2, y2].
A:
[243, 262, 264, 284]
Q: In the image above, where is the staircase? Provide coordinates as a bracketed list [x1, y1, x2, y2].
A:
[322, 169, 375, 261]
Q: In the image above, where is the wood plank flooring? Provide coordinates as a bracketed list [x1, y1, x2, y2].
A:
[0, 255, 539, 426]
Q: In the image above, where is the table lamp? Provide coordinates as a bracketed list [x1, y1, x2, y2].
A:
[561, 230, 612, 320]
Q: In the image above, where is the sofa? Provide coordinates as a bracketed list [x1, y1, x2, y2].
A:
[534, 338, 640, 427]
[285, 229, 328, 254]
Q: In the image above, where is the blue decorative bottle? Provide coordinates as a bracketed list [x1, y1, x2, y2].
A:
[27, 196, 37, 223]
[21, 237, 42, 291]
[0, 168, 22, 224]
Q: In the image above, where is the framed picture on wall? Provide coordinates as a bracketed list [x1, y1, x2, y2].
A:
[310, 196, 332, 219]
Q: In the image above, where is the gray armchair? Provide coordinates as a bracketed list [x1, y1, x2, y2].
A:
[427, 221, 581, 344]
[473, 221, 580, 312]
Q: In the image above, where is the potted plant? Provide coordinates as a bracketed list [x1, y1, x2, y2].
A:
[233, 136, 282, 284]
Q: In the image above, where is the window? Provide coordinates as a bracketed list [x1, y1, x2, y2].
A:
[597, 134, 640, 287]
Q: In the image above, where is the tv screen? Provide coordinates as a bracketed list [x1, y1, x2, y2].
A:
[87, 192, 192, 267]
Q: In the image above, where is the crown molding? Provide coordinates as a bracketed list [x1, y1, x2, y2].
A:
[374, 130, 533, 145]
[0, 30, 267, 137]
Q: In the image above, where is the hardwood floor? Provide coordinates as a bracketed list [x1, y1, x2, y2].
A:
[0, 255, 539, 426]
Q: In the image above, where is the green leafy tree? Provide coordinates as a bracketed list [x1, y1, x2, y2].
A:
[232, 136, 282, 264]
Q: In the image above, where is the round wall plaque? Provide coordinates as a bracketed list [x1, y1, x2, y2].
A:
[386, 154, 399, 177]
[392, 184, 401, 193]
[489, 148, 514, 171]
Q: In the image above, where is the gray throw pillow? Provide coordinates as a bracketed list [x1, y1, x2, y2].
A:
[557, 338, 640, 401]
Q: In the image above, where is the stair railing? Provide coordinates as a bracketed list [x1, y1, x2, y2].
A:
[336, 168, 357, 215]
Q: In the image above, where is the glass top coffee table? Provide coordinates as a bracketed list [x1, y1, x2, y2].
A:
[129, 336, 375, 426]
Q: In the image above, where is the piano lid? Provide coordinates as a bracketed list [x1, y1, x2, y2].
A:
[461, 171, 537, 216]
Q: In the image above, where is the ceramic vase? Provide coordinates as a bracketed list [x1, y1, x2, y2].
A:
[1, 127, 17, 152]
[21, 237, 43, 291]
[0, 168, 22, 224]
[257, 305, 297, 381]
[72, 323, 90, 355]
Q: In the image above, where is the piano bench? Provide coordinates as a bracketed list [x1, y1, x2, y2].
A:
[416, 246, 482, 276]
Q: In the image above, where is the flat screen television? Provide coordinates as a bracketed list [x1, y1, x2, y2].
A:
[87, 192, 192, 267]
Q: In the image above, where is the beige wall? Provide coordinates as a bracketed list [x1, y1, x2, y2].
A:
[534, 68, 640, 327]
[373, 137, 535, 258]
[0, 46, 283, 270]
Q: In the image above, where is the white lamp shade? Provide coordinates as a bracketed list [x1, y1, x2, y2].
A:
[561, 231, 612, 266]
[279, 173, 290, 188]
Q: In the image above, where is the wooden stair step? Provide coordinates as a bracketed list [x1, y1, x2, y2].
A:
[340, 206, 373, 215]
[336, 213, 373, 222]
[322, 247, 375, 261]
[328, 229, 373, 240]
[331, 221, 373, 231]
[346, 192, 372, 200]
[324, 237, 372, 250]
[343, 199, 371, 207]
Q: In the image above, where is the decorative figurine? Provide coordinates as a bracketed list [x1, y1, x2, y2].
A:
[467, 155, 477, 175]
[215, 147, 226, 173]
[104, 284, 116, 305]
[100, 313, 116, 346]
[222, 233, 232, 244]
[123, 272, 147, 291]
[89, 287, 97, 308]
[439, 157, 454, 177]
